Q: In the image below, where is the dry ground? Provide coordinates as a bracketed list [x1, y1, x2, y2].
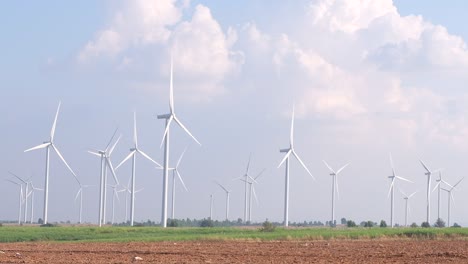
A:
[0, 239, 467, 263]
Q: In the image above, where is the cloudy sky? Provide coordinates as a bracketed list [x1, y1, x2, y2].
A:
[2, 0, 468, 226]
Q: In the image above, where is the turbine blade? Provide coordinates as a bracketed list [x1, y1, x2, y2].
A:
[135, 188, 144, 193]
[133, 112, 138, 147]
[452, 178, 464, 190]
[252, 186, 259, 205]
[176, 147, 188, 168]
[174, 115, 201, 146]
[396, 176, 413, 183]
[335, 176, 340, 200]
[277, 149, 292, 168]
[8, 171, 26, 184]
[169, 57, 174, 113]
[24, 142, 50, 152]
[74, 188, 82, 202]
[292, 150, 314, 180]
[106, 158, 119, 185]
[419, 159, 431, 173]
[398, 187, 407, 197]
[88, 150, 101, 157]
[322, 160, 335, 174]
[176, 170, 188, 192]
[6, 179, 20, 186]
[441, 179, 453, 189]
[214, 181, 228, 193]
[254, 168, 266, 181]
[336, 163, 350, 175]
[137, 149, 162, 168]
[160, 115, 174, 148]
[387, 179, 394, 198]
[105, 127, 119, 152]
[50, 101, 61, 141]
[408, 191, 418, 199]
[432, 182, 440, 193]
[115, 151, 136, 170]
[108, 134, 121, 156]
[246, 153, 252, 174]
[389, 153, 396, 176]
[52, 144, 79, 185]
[290, 105, 295, 146]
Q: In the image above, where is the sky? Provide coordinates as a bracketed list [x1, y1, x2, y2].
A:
[2, 0, 468, 226]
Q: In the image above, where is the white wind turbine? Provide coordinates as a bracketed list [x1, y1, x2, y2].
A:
[6, 179, 24, 224]
[170, 148, 189, 220]
[108, 184, 125, 225]
[441, 178, 463, 227]
[88, 130, 121, 227]
[387, 154, 412, 228]
[121, 178, 144, 224]
[24, 102, 79, 224]
[74, 183, 92, 224]
[8, 172, 30, 223]
[419, 159, 440, 224]
[432, 171, 452, 221]
[209, 193, 214, 220]
[322, 161, 350, 226]
[240, 154, 253, 223]
[116, 112, 162, 226]
[399, 189, 417, 227]
[215, 181, 231, 221]
[28, 181, 43, 223]
[157, 58, 201, 228]
[278, 106, 314, 227]
[246, 169, 265, 223]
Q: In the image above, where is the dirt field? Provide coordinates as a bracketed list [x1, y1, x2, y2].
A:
[0, 239, 467, 263]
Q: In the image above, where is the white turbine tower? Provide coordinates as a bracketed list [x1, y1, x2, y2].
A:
[240, 154, 253, 223]
[322, 161, 350, 226]
[157, 59, 201, 228]
[108, 184, 125, 225]
[432, 171, 452, 221]
[419, 159, 440, 224]
[116, 112, 162, 226]
[24, 102, 79, 224]
[246, 169, 265, 222]
[28, 181, 43, 223]
[170, 148, 189, 220]
[399, 189, 417, 227]
[441, 178, 463, 227]
[8, 172, 30, 223]
[278, 106, 314, 227]
[209, 194, 214, 220]
[74, 183, 92, 224]
[88, 130, 121, 227]
[215, 182, 231, 221]
[387, 154, 412, 228]
[6, 179, 24, 224]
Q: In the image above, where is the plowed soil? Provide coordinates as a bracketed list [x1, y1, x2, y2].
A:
[1, 239, 467, 263]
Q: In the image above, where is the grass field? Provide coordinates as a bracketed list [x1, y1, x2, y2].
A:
[1, 226, 468, 243]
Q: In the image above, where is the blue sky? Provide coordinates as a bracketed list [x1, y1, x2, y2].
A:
[2, 1, 468, 226]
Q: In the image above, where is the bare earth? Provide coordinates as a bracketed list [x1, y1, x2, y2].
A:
[1, 239, 467, 263]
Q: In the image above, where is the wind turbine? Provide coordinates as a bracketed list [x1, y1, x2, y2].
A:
[8, 172, 30, 223]
[432, 171, 452, 221]
[170, 148, 189, 220]
[399, 189, 417, 227]
[441, 178, 463, 227]
[88, 129, 121, 227]
[209, 194, 214, 220]
[121, 178, 144, 224]
[215, 181, 231, 221]
[322, 161, 350, 226]
[419, 159, 440, 224]
[247, 169, 265, 222]
[28, 181, 43, 223]
[240, 154, 253, 223]
[6, 179, 23, 224]
[108, 184, 125, 225]
[24, 102, 79, 224]
[116, 112, 162, 226]
[74, 183, 92, 224]
[157, 58, 201, 228]
[278, 106, 314, 227]
[387, 154, 412, 228]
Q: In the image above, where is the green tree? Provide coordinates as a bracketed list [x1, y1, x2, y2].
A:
[379, 220, 387, 228]
[434, 218, 445, 228]
[347, 220, 357, 227]
[421, 221, 430, 228]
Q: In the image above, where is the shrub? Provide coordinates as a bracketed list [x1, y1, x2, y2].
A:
[379, 220, 387, 228]
[200, 218, 214, 228]
[40, 223, 57, 227]
[347, 220, 357, 227]
[364, 221, 374, 228]
[434, 218, 445, 228]
[421, 222, 431, 228]
[410, 222, 418, 228]
[452, 223, 461, 228]
[168, 219, 179, 227]
[260, 220, 276, 232]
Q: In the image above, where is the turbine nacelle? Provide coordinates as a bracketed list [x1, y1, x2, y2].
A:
[279, 148, 290, 153]
[157, 113, 171, 119]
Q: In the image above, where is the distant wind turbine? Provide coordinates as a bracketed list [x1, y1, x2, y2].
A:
[215, 181, 231, 221]
[387, 154, 412, 228]
[6, 179, 23, 224]
[24, 102, 79, 224]
[74, 183, 92, 224]
[278, 106, 314, 227]
[247, 169, 265, 222]
[419, 159, 440, 224]
[8, 172, 30, 223]
[441, 178, 463, 227]
[209, 194, 214, 220]
[88, 129, 121, 227]
[170, 148, 189, 220]
[399, 189, 417, 227]
[157, 58, 201, 228]
[28, 181, 43, 223]
[322, 161, 350, 226]
[116, 112, 162, 226]
[432, 171, 452, 221]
